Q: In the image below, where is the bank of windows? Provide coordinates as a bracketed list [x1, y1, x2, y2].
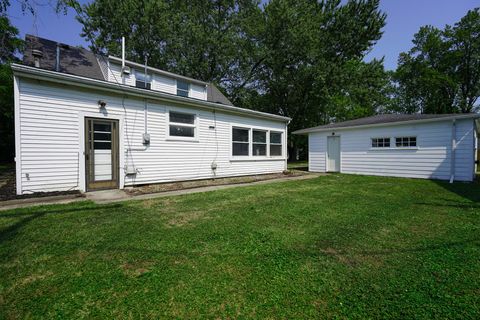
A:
[371, 136, 417, 148]
[232, 127, 283, 157]
[168, 111, 196, 138]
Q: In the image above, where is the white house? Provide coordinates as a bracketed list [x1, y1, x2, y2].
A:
[12, 35, 290, 195]
[293, 113, 479, 182]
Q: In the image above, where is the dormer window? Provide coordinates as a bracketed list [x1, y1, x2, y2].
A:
[135, 70, 151, 90]
[177, 80, 189, 97]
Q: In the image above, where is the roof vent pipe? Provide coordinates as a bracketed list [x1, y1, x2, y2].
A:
[32, 49, 43, 68]
[121, 36, 125, 72]
[56, 43, 60, 72]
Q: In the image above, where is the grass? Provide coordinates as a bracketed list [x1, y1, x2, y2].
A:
[0, 174, 479, 318]
[0, 163, 14, 175]
[287, 160, 308, 170]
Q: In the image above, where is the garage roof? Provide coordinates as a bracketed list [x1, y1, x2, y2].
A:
[293, 113, 480, 134]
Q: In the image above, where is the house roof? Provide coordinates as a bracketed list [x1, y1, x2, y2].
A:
[22, 34, 234, 106]
[12, 63, 291, 122]
[293, 113, 480, 134]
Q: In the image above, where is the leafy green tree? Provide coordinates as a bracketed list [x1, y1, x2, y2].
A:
[393, 8, 480, 114]
[0, 15, 23, 162]
[77, 0, 263, 99]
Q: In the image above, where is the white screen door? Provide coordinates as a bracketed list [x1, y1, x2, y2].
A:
[327, 136, 341, 172]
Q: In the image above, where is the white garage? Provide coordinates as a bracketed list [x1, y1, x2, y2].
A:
[293, 113, 480, 182]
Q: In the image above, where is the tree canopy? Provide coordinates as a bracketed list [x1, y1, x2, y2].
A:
[392, 8, 480, 114]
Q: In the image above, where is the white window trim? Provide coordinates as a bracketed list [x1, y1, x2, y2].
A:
[229, 124, 286, 161]
[166, 107, 199, 142]
[369, 136, 419, 150]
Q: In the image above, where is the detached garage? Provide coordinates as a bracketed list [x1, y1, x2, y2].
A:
[293, 114, 480, 182]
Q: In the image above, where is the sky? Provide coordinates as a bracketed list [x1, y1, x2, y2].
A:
[6, 0, 480, 70]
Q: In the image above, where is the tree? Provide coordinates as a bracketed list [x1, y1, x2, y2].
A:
[77, 0, 263, 100]
[393, 8, 480, 114]
[0, 15, 23, 162]
[249, 0, 387, 157]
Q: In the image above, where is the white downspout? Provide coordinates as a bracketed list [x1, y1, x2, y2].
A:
[121, 36, 125, 85]
[450, 119, 456, 183]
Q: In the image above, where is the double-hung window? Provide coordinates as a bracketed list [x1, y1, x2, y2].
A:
[270, 132, 282, 156]
[168, 111, 196, 138]
[371, 137, 390, 148]
[252, 130, 267, 156]
[232, 128, 249, 156]
[135, 70, 152, 89]
[177, 80, 189, 97]
[395, 136, 416, 147]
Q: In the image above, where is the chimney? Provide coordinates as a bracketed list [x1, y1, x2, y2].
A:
[32, 49, 43, 68]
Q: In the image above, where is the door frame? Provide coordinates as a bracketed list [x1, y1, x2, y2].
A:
[326, 135, 341, 173]
[78, 111, 124, 192]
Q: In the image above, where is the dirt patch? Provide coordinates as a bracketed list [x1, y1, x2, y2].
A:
[166, 210, 211, 227]
[0, 166, 83, 201]
[120, 261, 154, 277]
[126, 171, 307, 196]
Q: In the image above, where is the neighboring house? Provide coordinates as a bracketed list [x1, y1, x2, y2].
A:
[293, 114, 480, 182]
[12, 35, 290, 195]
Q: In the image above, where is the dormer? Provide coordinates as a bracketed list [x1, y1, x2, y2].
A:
[106, 56, 208, 101]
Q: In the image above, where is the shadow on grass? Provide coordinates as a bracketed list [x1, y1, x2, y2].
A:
[0, 203, 123, 245]
[432, 179, 480, 204]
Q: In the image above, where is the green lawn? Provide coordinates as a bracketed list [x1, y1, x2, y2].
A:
[287, 160, 308, 170]
[1, 174, 479, 318]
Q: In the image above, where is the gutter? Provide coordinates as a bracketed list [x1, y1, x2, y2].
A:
[11, 63, 290, 122]
[293, 114, 480, 134]
[450, 119, 456, 183]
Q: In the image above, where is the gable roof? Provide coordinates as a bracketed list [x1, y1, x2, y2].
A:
[22, 34, 233, 106]
[293, 113, 480, 134]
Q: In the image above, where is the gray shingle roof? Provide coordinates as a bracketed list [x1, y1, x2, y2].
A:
[23, 34, 106, 81]
[293, 113, 480, 134]
[22, 34, 233, 105]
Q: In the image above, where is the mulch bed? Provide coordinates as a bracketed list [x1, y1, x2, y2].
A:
[126, 170, 308, 196]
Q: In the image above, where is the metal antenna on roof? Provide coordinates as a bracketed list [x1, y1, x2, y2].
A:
[121, 36, 125, 74]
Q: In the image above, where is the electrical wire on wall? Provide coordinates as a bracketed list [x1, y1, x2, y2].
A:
[99, 54, 135, 184]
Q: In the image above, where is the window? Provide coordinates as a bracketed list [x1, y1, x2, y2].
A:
[252, 130, 267, 156]
[396, 136, 416, 147]
[169, 111, 196, 138]
[270, 132, 282, 156]
[177, 80, 189, 97]
[232, 128, 249, 156]
[135, 70, 151, 89]
[371, 137, 390, 148]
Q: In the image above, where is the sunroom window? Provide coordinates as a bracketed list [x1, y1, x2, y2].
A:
[232, 128, 249, 156]
[252, 130, 267, 156]
[270, 132, 282, 156]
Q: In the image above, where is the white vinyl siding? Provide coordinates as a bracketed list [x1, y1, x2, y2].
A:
[190, 84, 207, 100]
[308, 119, 476, 181]
[153, 74, 176, 94]
[16, 78, 286, 194]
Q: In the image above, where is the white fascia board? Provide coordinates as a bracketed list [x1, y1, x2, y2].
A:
[293, 114, 480, 135]
[11, 64, 290, 123]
